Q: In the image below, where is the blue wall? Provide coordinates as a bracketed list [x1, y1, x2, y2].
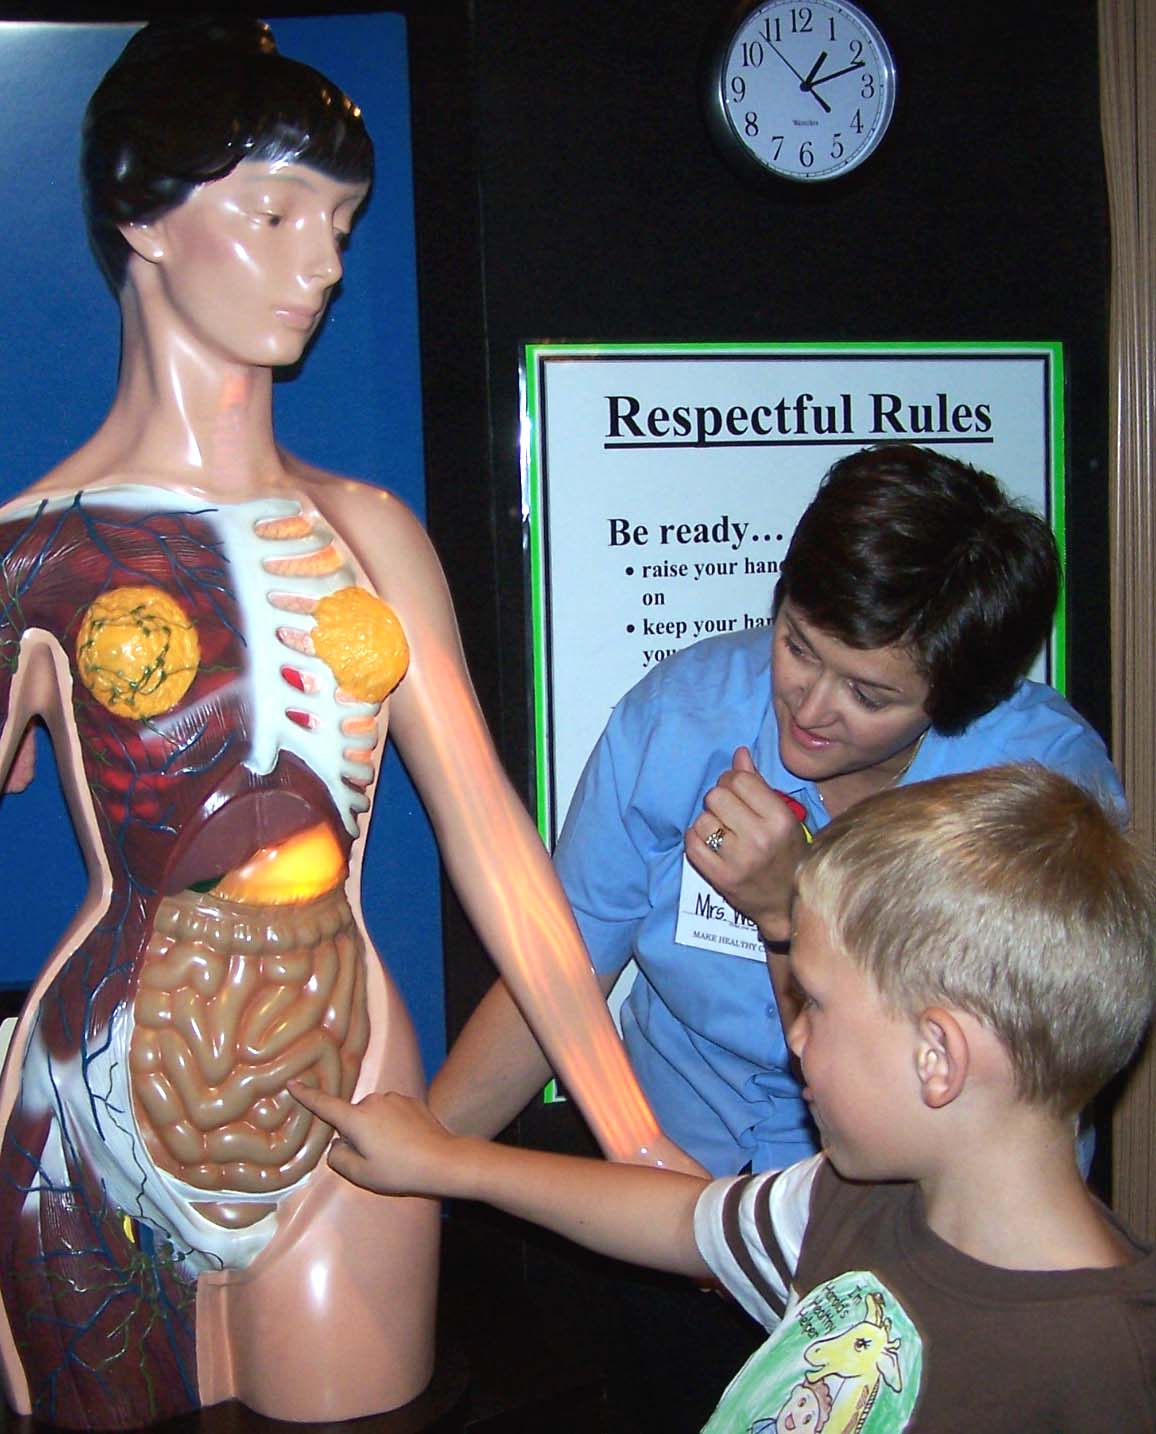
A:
[0, 15, 446, 1076]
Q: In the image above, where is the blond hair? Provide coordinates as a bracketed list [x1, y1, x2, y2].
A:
[796, 764, 1156, 1115]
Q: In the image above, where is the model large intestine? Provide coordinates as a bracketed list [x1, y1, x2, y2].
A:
[0, 20, 691, 1431]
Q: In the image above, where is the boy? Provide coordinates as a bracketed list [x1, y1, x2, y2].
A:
[294, 764, 1156, 1430]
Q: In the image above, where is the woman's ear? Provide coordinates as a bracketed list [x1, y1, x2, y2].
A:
[914, 1006, 970, 1109]
[119, 220, 166, 264]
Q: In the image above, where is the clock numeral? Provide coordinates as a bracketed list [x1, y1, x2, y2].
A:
[730, 75, 747, 102]
[740, 39, 765, 67]
[771, 135, 785, 160]
[762, 6, 813, 42]
[830, 132, 845, 160]
[850, 108, 865, 134]
[799, 140, 814, 169]
[850, 39, 864, 63]
[743, 111, 760, 139]
[861, 72, 876, 98]
[827, 17, 838, 41]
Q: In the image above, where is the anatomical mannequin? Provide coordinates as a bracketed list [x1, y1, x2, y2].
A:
[0, 20, 691, 1429]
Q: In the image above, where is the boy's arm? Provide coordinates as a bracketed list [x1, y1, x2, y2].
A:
[693, 1156, 824, 1329]
[292, 1084, 712, 1279]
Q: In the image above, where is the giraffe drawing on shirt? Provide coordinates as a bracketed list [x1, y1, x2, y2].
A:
[750, 1290, 903, 1434]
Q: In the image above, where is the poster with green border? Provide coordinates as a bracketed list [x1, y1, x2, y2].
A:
[522, 341, 1065, 851]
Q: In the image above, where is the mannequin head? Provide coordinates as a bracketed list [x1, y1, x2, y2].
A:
[83, 18, 374, 289]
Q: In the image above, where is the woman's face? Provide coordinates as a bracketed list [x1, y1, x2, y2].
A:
[772, 600, 931, 784]
[127, 159, 369, 367]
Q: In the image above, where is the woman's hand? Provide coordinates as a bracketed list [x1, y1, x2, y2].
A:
[685, 746, 806, 944]
[290, 1083, 463, 1199]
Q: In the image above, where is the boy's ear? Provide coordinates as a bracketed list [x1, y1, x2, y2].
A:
[914, 1006, 969, 1109]
[119, 220, 166, 264]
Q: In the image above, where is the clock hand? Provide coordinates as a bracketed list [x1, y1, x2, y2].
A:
[768, 42, 831, 114]
[780, 45, 831, 114]
[797, 50, 833, 113]
[767, 41, 809, 84]
[808, 59, 867, 89]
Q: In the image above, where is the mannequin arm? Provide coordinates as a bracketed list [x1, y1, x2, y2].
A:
[2, 729, 36, 794]
[325, 486, 702, 1174]
[292, 1083, 710, 1277]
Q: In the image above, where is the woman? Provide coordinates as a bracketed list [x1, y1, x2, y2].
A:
[434, 444, 1122, 1173]
[430, 443, 1125, 1427]
[0, 20, 689, 1430]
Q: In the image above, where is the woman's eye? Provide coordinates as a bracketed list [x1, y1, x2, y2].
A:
[850, 685, 885, 712]
[783, 635, 809, 660]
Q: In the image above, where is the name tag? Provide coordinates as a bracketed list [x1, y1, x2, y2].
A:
[674, 856, 766, 962]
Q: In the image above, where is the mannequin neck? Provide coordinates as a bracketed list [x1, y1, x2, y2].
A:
[98, 278, 288, 500]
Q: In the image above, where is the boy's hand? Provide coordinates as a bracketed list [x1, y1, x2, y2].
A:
[289, 1083, 460, 1199]
[686, 745, 807, 945]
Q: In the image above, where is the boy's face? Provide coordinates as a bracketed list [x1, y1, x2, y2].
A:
[785, 901, 923, 1181]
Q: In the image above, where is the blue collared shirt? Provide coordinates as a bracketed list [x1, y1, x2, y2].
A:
[555, 627, 1126, 1176]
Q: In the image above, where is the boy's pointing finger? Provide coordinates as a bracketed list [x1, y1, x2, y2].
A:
[289, 1081, 353, 1132]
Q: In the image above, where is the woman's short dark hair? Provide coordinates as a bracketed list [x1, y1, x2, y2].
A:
[82, 18, 374, 288]
[774, 444, 1060, 735]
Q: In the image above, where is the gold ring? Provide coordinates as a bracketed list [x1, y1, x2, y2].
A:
[705, 826, 726, 853]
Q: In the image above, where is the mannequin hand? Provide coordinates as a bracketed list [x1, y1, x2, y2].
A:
[634, 1130, 709, 1179]
[3, 729, 36, 794]
[685, 746, 807, 944]
[290, 1082, 461, 1198]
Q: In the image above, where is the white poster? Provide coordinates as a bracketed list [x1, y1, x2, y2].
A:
[524, 342, 1064, 844]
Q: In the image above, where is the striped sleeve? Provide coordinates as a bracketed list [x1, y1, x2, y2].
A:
[692, 1154, 824, 1330]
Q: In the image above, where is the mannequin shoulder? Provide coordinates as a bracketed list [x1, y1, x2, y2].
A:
[296, 467, 425, 541]
[295, 469, 445, 604]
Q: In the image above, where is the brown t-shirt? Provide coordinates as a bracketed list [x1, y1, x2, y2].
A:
[695, 1155, 1156, 1431]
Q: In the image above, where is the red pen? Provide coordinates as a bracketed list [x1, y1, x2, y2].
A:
[774, 789, 813, 843]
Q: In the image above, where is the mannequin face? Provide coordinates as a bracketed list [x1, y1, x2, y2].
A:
[124, 160, 369, 368]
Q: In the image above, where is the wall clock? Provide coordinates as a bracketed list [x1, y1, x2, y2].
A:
[703, 0, 897, 183]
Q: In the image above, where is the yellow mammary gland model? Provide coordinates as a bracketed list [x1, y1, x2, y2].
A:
[76, 585, 201, 718]
[311, 585, 409, 702]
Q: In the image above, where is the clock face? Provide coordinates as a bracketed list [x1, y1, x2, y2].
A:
[709, 0, 896, 182]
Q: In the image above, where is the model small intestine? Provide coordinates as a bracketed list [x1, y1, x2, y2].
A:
[0, 486, 404, 1422]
